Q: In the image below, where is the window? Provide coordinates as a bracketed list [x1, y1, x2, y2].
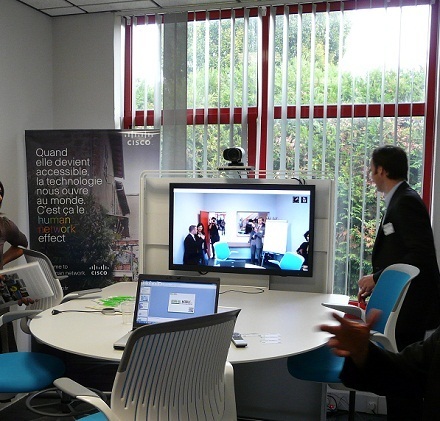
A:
[124, 0, 437, 296]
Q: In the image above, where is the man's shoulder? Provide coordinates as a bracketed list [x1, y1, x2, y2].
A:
[0, 215, 14, 228]
[393, 182, 424, 203]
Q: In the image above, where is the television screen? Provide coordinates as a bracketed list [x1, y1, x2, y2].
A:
[169, 182, 315, 277]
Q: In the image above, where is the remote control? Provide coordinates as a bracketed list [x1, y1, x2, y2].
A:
[232, 332, 247, 348]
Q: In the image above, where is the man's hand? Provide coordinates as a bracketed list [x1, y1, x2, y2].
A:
[17, 297, 35, 306]
[320, 310, 381, 367]
[358, 274, 376, 304]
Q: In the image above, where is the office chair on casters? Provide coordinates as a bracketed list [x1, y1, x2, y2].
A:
[20, 247, 102, 334]
[0, 309, 65, 403]
[287, 263, 419, 421]
[22, 248, 102, 309]
[54, 309, 241, 421]
[19, 248, 104, 417]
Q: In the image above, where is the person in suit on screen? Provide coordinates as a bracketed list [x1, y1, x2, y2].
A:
[357, 145, 440, 419]
[248, 217, 265, 265]
[183, 225, 200, 265]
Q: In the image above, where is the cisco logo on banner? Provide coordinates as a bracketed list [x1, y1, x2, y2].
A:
[123, 131, 153, 146]
[90, 264, 110, 276]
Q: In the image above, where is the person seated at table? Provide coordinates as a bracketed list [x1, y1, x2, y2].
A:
[320, 311, 437, 420]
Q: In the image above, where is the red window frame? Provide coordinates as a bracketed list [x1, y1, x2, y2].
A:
[124, 0, 437, 208]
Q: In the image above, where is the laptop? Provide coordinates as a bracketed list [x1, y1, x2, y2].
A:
[113, 274, 220, 350]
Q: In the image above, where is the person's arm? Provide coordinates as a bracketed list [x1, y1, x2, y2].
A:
[255, 226, 264, 239]
[1, 217, 28, 266]
[321, 311, 436, 397]
[2, 245, 24, 266]
[320, 311, 378, 367]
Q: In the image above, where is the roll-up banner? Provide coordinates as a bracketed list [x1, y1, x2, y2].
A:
[25, 129, 160, 293]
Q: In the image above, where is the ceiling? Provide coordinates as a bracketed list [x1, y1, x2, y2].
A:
[17, 0, 274, 17]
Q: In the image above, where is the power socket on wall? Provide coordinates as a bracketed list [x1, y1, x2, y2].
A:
[327, 388, 387, 415]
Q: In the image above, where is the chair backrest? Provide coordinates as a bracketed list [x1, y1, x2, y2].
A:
[111, 309, 240, 421]
[214, 242, 231, 260]
[279, 252, 305, 270]
[366, 263, 419, 346]
[22, 248, 64, 310]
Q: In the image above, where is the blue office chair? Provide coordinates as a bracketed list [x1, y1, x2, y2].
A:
[287, 263, 419, 420]
[214, 242, 238, 261]
[279, 252, 305, 270]
[0, 309, 66, 402]
[268, 252, 305, 270]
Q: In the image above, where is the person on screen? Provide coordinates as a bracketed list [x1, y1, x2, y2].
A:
[208, 217, 220, 258]
[248, 217, 265, 265]
[245, 218, 253, 234]
[183, 225, 200, 265]
[218, 218, 226, 235]
[296, 230, 310, 271]
[196, 223, 209, 265]
[0, 180, 31, 352]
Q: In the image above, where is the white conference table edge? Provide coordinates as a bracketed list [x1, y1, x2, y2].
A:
[29, 282, 348, 364]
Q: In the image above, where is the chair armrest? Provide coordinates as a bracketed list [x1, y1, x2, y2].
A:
[321, 303, 364, 319]
[54, 377, 119, 421]
[0, 309, 42, 327]
[60, 288, 102, 304]
[370, 331, 397, 352]
[223, 362, 237, 420]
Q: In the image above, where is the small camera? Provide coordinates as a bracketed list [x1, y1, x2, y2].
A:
[223, 147, 245, 166]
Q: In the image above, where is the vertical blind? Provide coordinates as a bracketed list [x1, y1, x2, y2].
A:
[124, 0, 436, 295]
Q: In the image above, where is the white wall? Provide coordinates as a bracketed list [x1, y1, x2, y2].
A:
[52, 13, 122, 129]
[0, 0, 53, 233]
[0, 3, 122, 233]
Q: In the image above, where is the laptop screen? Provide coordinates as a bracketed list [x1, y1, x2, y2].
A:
[133, 274, 220, 327]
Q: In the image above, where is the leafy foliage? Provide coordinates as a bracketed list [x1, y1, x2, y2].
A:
[131, 5, 429, 295]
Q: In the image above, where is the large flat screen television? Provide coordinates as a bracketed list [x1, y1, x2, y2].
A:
[169, 182, 315, 277]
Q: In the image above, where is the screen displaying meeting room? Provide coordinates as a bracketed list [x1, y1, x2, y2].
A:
[125, 0, 436, 299]
[140, 174, 335, 293]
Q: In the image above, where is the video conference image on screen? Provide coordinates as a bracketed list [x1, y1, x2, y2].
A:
[169, 182, 315, 277]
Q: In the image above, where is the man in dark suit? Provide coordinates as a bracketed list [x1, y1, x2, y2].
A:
[248, 217, 265, 265]
[183, 225, 200, 265]
[320, 311, 440, 421]
[357, 145, 440, 418]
